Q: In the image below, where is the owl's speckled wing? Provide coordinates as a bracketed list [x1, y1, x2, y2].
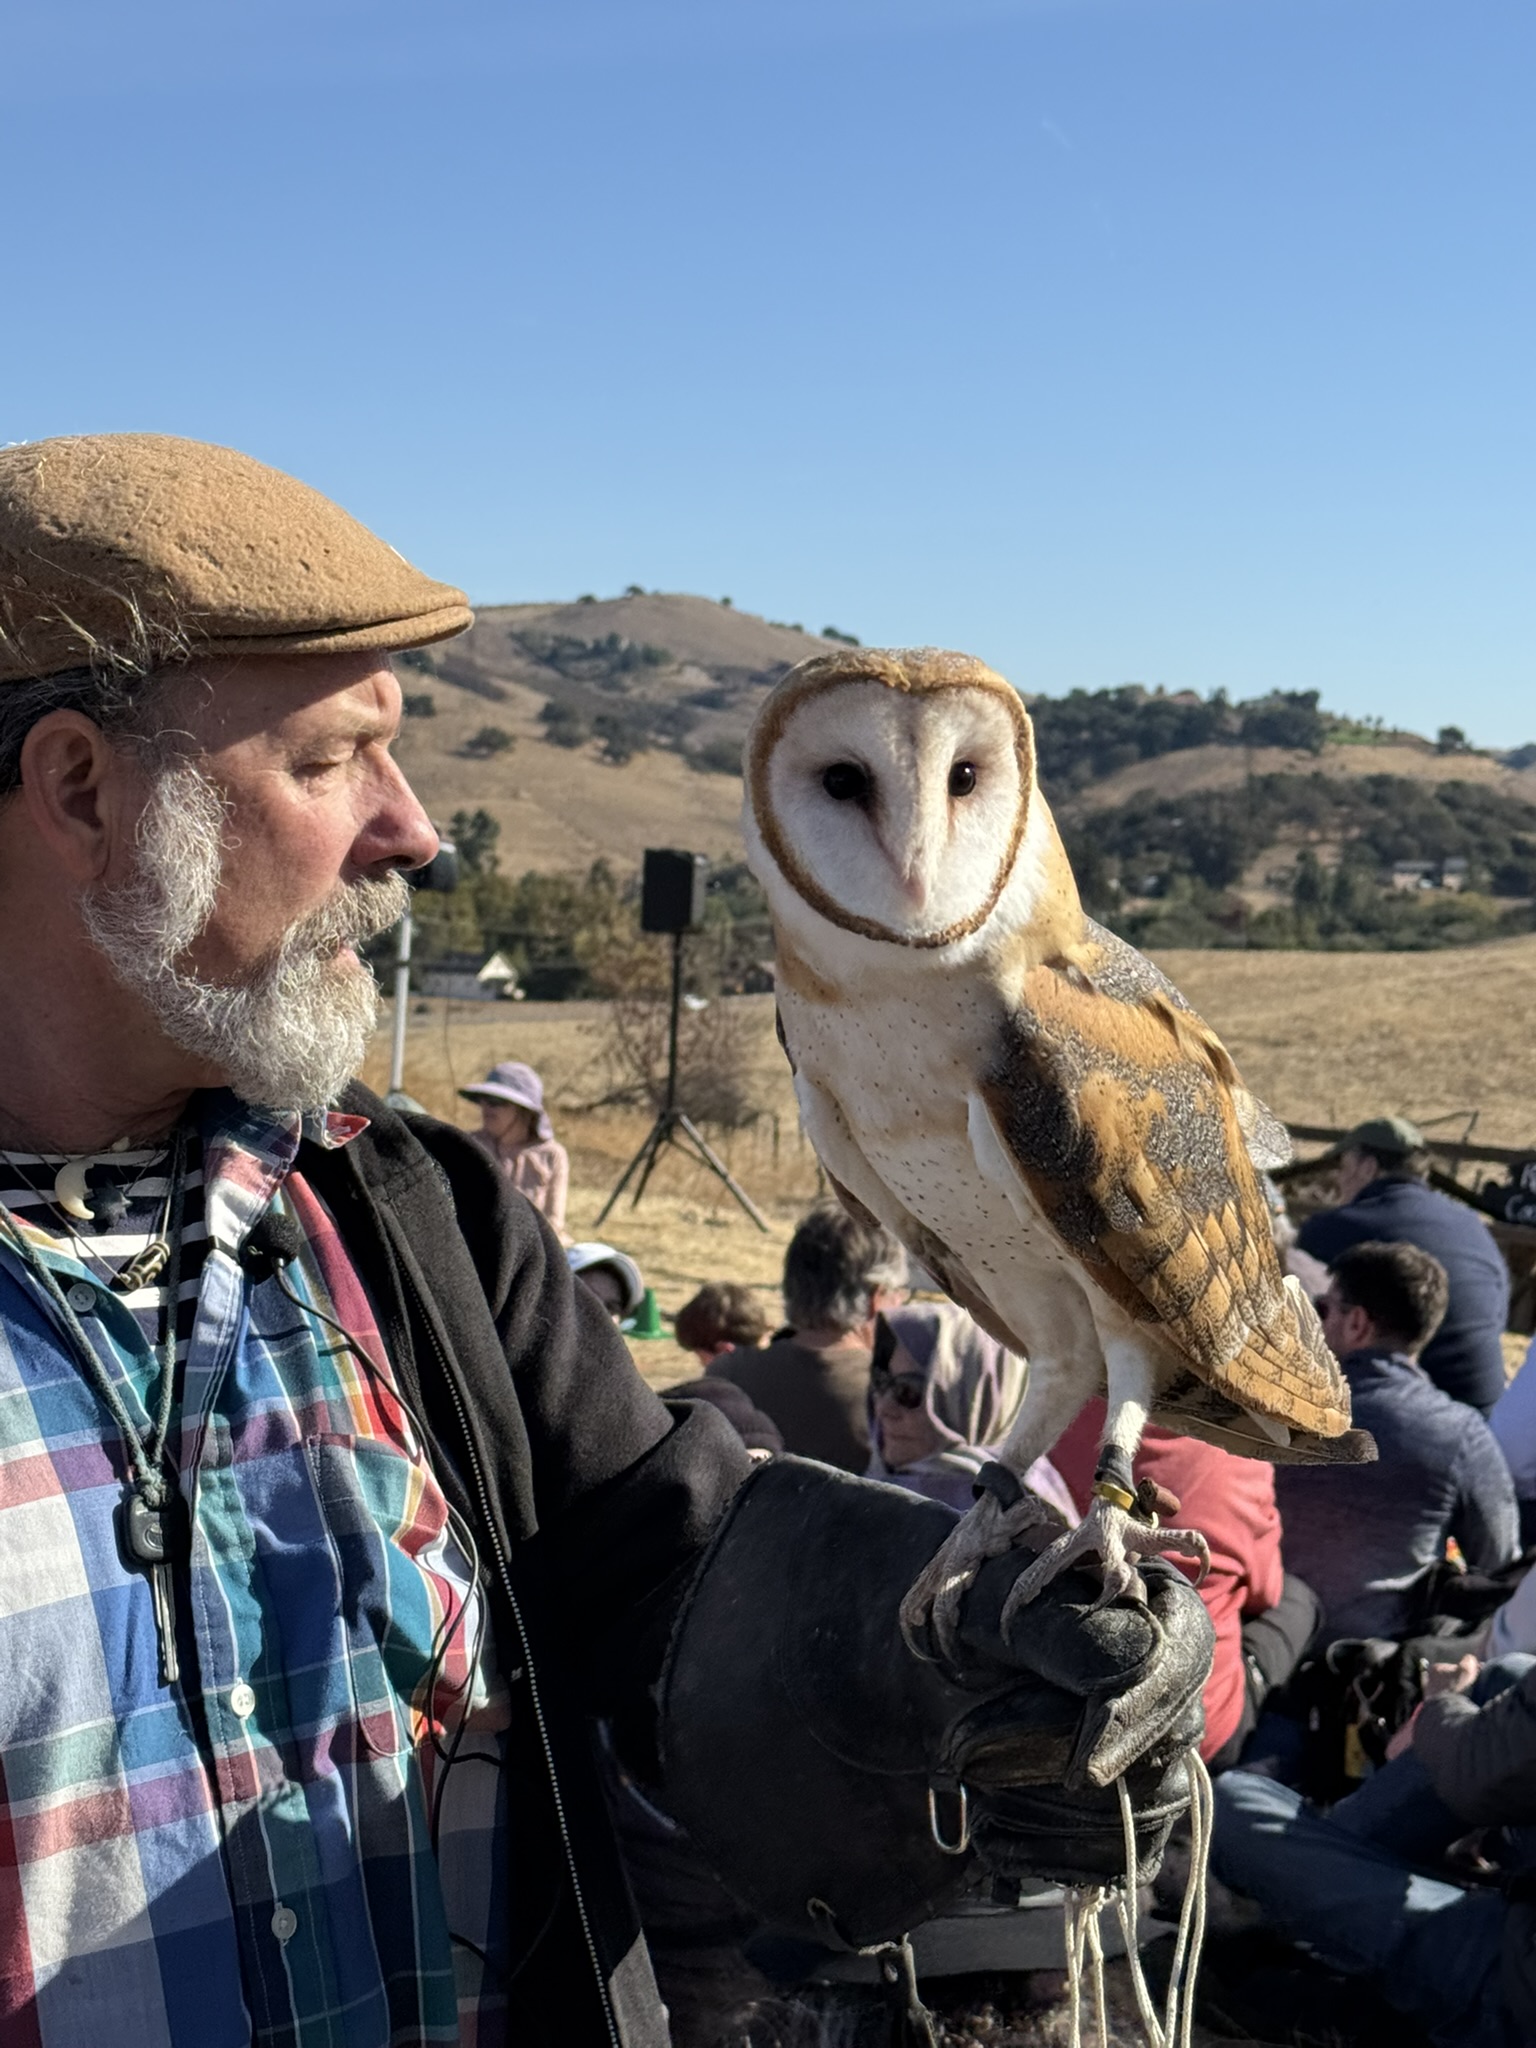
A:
[977, 921, 1355, 1441]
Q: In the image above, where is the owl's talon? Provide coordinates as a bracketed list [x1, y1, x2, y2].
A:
[900, 1490, 1054, 1663]
[995, 1497, 1211, 1629]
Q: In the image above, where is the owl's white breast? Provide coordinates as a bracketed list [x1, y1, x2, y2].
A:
[780, 970, 1104, 1371]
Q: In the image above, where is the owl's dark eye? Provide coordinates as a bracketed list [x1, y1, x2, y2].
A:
[822, 761, 871, 804]
[949, 760, 978, 797]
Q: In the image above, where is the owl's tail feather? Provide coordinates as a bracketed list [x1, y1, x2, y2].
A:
[1147, 1398, 1378, 1465]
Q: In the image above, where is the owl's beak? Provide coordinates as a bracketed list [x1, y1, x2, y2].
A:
[883, 773, 945, 909]
[891, 840, 937, 909]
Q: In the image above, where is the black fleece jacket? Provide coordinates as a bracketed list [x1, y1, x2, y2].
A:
[302, 1084, 751, 2048]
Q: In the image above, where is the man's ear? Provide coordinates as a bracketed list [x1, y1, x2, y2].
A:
[1341, 1302, 1377, 1353]
[15, 711, 139, 884]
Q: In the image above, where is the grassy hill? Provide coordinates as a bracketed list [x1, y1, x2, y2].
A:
[391, 593, 837, 869]
[388, 592, 1536, 955]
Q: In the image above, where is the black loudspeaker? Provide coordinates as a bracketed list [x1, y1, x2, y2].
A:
[641, 848, 709, 934]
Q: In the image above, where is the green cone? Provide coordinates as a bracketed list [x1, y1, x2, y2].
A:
[622, 1287, 668, 1341]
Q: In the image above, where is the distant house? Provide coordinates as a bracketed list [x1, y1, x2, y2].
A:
[419, 951, 523, 1002]
[1390, 858, 1470, 894]
[1391, 861, 1435, 892]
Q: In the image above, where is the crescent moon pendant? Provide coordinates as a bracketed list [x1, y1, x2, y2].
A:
[54, 1159, 94, 1221]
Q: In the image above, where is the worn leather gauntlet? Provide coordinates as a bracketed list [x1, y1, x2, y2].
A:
[658, 1458, 1212, 1946]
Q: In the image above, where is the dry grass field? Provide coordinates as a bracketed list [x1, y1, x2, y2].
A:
[360, 993, 812, 1389]
[361, 931, 1536, 1387]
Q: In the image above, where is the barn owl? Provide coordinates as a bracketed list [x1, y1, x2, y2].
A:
[744, 647, 1374, 1657]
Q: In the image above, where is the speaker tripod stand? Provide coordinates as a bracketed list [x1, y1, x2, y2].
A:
[596, 930, 769, 1233]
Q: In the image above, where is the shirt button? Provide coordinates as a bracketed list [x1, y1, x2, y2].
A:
[66, 1282, 97, 1312]
[229, 1681, 257, 1719]
[270, 1904, 298, 1944]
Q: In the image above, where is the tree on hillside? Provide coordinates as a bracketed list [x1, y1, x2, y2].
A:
[464, 725, 515, 758]
[449, 808, 501, 876]
[539, 702, 589, 748]
[1237, 691, 1326, 752]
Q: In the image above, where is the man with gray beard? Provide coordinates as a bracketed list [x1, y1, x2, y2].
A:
[0, 435, 1212, 2048]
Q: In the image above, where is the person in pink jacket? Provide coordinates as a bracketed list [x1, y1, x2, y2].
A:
[459, 1060, 571, 1240]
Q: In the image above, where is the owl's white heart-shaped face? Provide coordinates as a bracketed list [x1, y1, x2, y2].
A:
[751, 678, 1030, 946]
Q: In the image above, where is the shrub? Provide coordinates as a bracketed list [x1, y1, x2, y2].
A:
[464, 725, 515, 758]
[689, 738, 743, 776]
[594, 710, 650, 764]
[401, 693, 436, 718]
[539, 702, 589, 748]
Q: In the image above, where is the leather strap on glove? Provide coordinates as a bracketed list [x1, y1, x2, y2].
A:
[658, 1457, 1213, 1946]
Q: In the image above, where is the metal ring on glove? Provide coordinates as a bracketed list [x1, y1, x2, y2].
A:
[927, 1781, 971, 1856]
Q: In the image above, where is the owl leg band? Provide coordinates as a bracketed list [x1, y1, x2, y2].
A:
[1092, 1444, 1137, 1506]
[972, 1460, 1024, 1511]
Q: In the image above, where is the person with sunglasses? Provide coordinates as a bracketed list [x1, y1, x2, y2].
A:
[865, 1302, 1077, 1522]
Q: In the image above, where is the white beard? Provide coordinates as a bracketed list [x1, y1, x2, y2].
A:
[81, 759, 408, 1114]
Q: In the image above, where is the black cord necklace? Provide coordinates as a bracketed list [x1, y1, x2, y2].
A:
[0, 1125, 190, 1683]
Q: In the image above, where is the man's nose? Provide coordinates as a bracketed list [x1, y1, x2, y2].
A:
[358, 756, 440, 875]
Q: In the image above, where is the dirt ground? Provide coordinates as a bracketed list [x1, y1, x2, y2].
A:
[361, 929, 1536, 1392]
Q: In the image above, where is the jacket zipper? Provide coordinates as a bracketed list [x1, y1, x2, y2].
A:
[401, 1245, 624, 2048]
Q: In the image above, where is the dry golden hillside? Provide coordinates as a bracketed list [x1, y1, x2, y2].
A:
[1067, 736, 1536, 814]
[391, 593, 833, 871]
[391, 596, 1536, 910]
[362, 933, 1536, 1383]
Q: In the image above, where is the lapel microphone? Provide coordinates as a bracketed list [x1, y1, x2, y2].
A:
[241, 1212, 305, 1279]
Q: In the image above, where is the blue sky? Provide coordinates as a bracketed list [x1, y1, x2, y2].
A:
[5, 0, 1533, 741]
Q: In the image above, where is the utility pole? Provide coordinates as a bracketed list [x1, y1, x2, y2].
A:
[388, 901, 413, 1097]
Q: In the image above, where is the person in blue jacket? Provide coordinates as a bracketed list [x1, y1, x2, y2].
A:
[1298, 1116, 1510, 1414]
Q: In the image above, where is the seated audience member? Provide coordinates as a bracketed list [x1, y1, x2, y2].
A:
[1051, 1399, 1318, 1769]
[1212, 1652, 1536, 2048]
[674, 1281, 770, 1364]
[664, 1377, 783, 1457]
[460, 1059, 571, 1239]
[566, 1240, 647, 1323]
[1490, 1337, 1536, 1548]
[708, 1203, 907, 1473]
[1484, 1560, 1536, 1661]
[865, 1302, 1078, 1522]
[1298, 1117, 1510, 1413]
[1277, 1240, 1518, 1645]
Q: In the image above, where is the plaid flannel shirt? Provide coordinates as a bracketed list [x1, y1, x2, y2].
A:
[0, 1095, 508, 2048]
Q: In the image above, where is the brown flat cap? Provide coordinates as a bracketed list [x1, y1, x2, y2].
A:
[0, 432, 473, 683]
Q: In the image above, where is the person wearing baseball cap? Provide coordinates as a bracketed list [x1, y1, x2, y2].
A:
[459, 1058, 570, 1239]
[1297, 1114, 1511, 1413]
[0, 433, 1212, 2046]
